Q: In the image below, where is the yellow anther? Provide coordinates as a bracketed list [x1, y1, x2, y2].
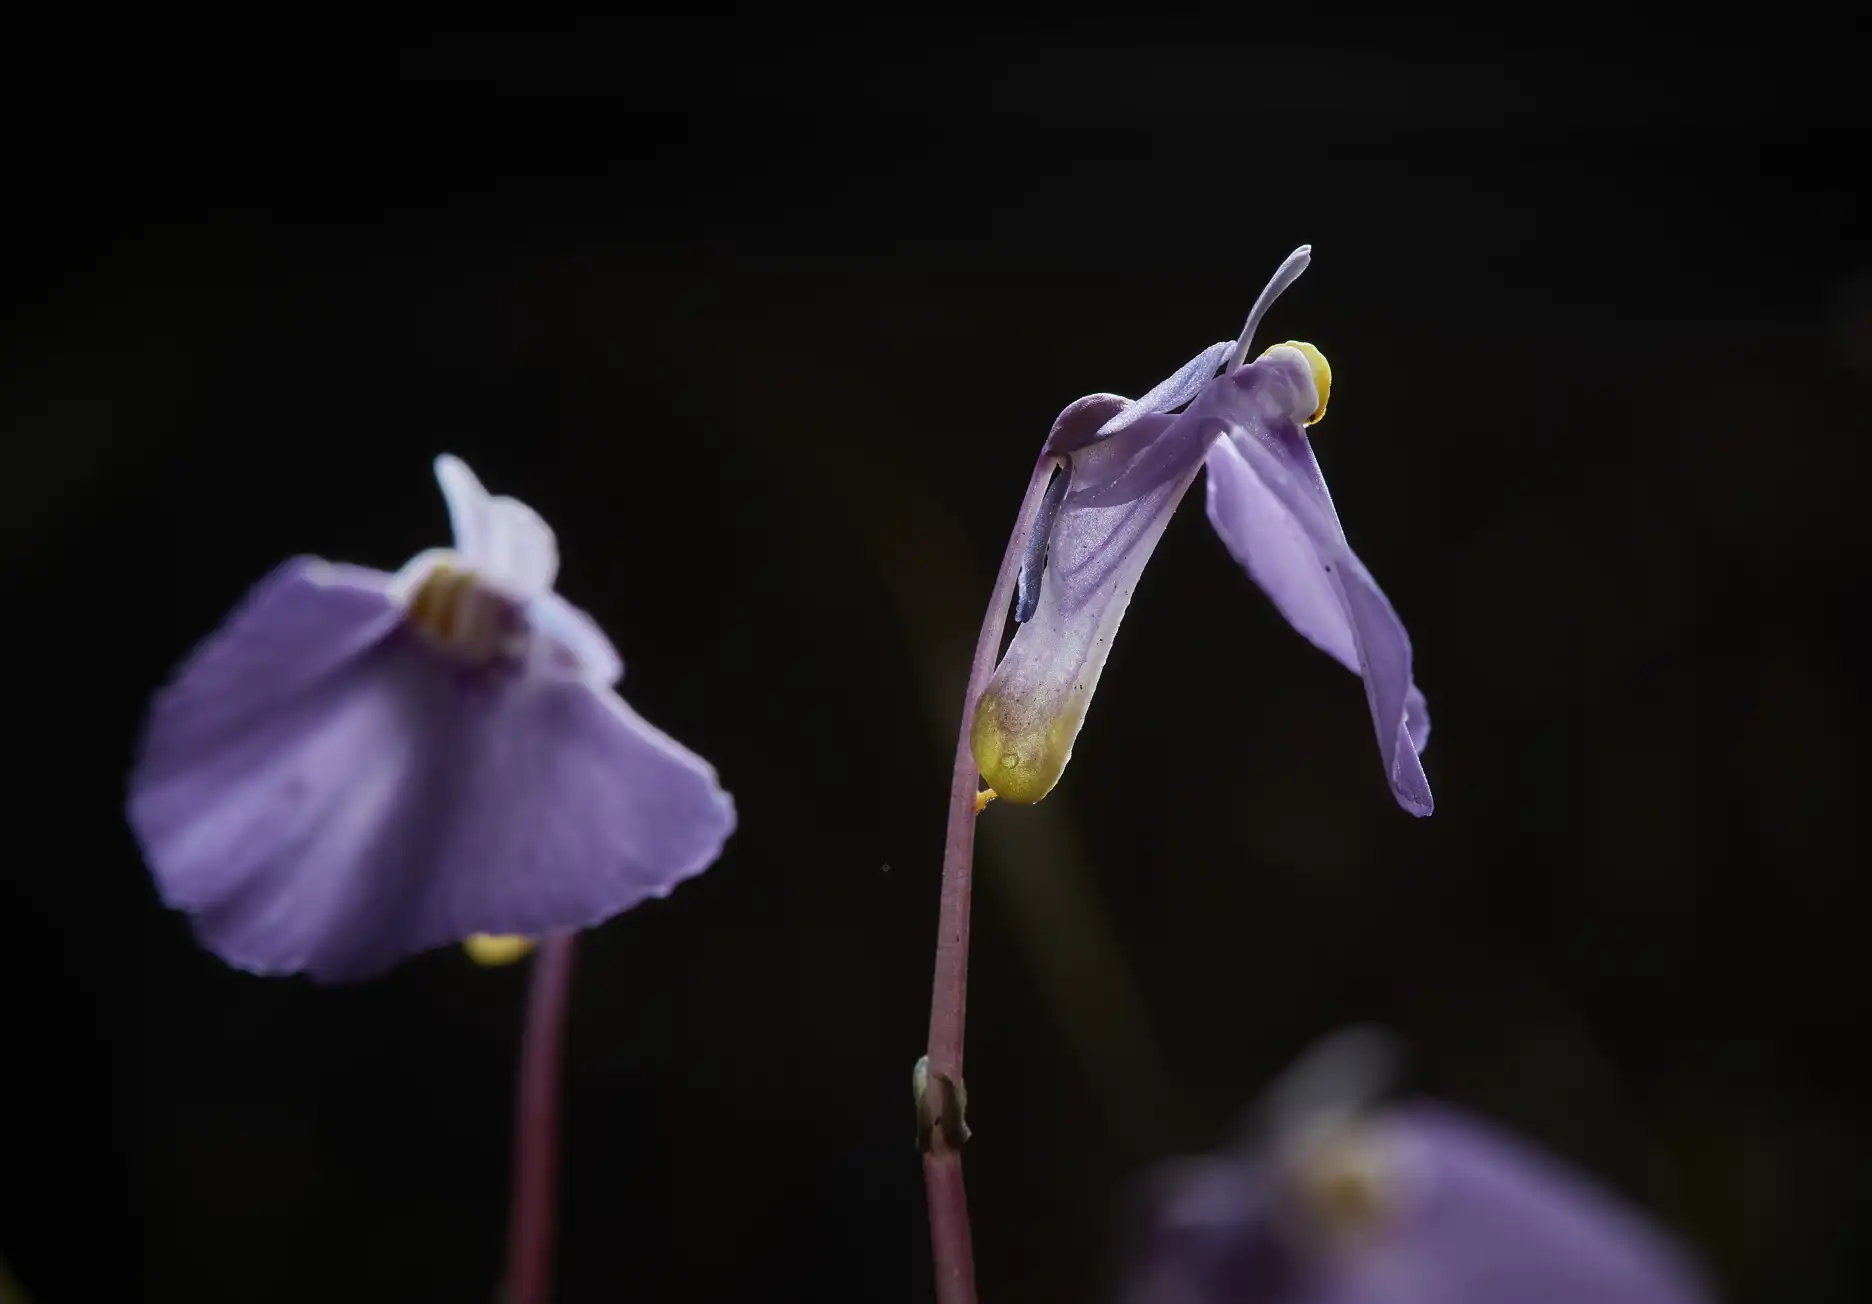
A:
[974, 788, 998, 814]
[1264, 340, 1332, 425]
[404, 559, 518, 666]
[408, 562, 474, 641]
[1292, 1122, 1399, 1244]
[463, 933, 536, 966]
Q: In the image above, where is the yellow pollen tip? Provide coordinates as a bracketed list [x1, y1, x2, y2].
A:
[464, 933, 536, 966]
[1265, 339, 1332, 425]
[974, 788, 998, 814]
[970, 691, 1076, 805]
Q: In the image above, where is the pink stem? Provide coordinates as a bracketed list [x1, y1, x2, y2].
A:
[924, 1150, 979, 1304]
[502, 932, 578, 1304]
[922, 453, 1060, 1304]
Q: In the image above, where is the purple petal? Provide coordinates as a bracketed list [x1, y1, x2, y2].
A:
[129, 559, 733, 981]
[420, 668, 734, 958]
[1044, 391, 1136, 457]
[129, 559, 409, 791]
[974, 405, 1215, 803]
[1404, 684, 1431, 750]
[1203, 355, 1432, 816]
[1091, 340, 1235, 442]
[1121, 1104, 1713, 1304]
[1312, 1105, 1713, 1304]
[1123, 1158, 1296, 1304]
[526, 590, 625, 686]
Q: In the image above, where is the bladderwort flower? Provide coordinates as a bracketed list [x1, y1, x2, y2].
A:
[971, 247, 1432, 815]
[1121, 1030, 1713, 1304]
[127, 454, 736, 982]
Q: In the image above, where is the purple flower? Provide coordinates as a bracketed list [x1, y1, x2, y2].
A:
[1123, 1037, 1712, 1304]
[972, 248, 1432, 814]
[128, 455, 736, 982]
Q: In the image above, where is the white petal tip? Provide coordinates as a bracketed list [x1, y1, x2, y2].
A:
[433, 453, 482, 497]
[433, 454, 493, 558]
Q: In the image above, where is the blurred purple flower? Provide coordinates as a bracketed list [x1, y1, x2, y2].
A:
[972, 248, 1431, 814]
[1123, 1036, 1712, 1304]
[128, 455, 735, 982]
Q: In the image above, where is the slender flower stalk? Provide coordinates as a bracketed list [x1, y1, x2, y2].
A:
[502, 933, 578, 1304]
[920, 246, 1432, 1300]
[125, 457, 736, 1303]
[920, 454, 1062, 1304]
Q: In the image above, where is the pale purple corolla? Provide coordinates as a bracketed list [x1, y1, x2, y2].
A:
[971, 248, 1432, 815]
[127, 455, 735, 982]
[1121, 1031, 1713, 1304]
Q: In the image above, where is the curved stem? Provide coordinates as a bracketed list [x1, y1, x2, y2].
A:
[922, 453, 1060, 1304]
[502, 932, 578, 1304]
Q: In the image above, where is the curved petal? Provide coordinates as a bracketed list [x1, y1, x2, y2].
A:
[130, 564, 732, 981]
[1091, 340, 1235, 443]
[1043, 392, 1133, 458]
[1203, 361, 1432, 816]
[129, 558, 405, 808]
[129, 558, 411, 957]
[424, 674, 735, 955]
[1205, 436, 1359, 670]
[134, 644, 447, 978]
[974, 407, 1215, 803]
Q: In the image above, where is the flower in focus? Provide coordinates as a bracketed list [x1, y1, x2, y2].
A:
[972, 248, 1432, 814]
[1121, 1033, 1712, 1304]
[128, 455, 736, 982]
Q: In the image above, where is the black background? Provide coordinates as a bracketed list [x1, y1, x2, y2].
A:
[4, 27, 1866, 1304]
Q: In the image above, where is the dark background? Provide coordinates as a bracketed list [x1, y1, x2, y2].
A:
[4, 28, 1866, 1304]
